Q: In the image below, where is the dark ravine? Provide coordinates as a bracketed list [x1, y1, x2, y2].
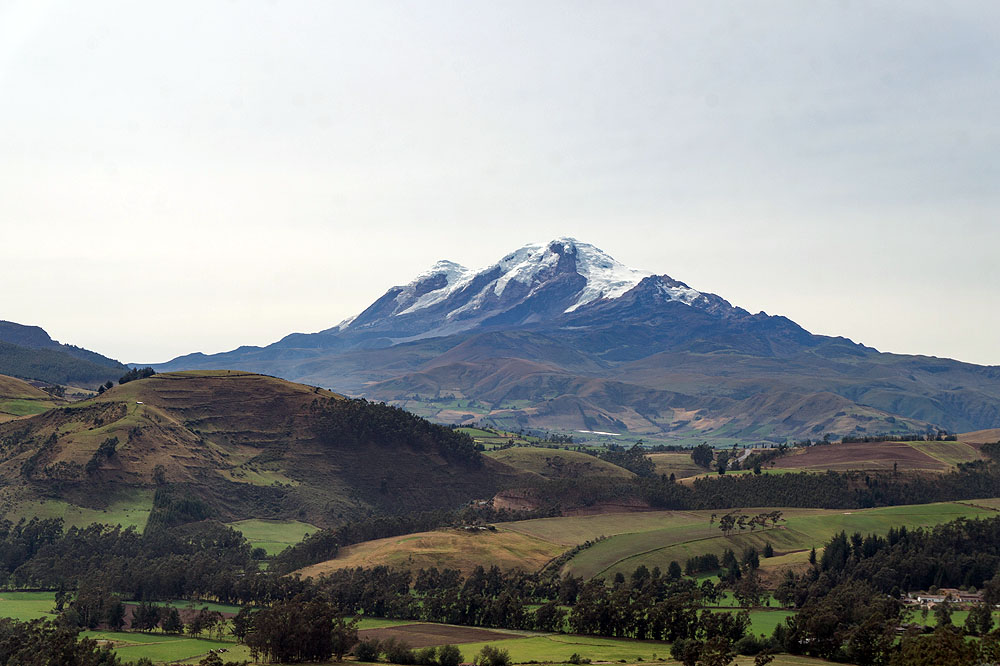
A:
[149, 239, 1000, 442]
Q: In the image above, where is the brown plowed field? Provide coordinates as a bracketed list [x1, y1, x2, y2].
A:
[773, 441, 948, 472]
[358, 623, 520, 648]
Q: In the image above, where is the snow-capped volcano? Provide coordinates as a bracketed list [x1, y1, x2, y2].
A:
[333, 238, 726, 342]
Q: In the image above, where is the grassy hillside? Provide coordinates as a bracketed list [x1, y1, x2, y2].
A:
[0, 374, 61, 423]
[0, 371, 517, 528]
[557, 501, 995, 580]
[295, 526, 566, 578]
[227, 518, 318, 555]
[484, 447, 634, 480]
[962, 428, 1000, 445]
[286, 500, 999, 582]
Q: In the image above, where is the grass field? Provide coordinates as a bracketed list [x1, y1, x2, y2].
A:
[907, 440, 984, 466]
[296, 527, 567, 578]
[0, 398, 55, 418]
[504, 510, 721, 546]
[558, 502, 996, 580]
[485, 447, 634, 480]
[444, 633, 830, 666]
[226, 519, 318, 556]
[0, 375, 60, 422]
[0, 591, 56, 621]
[82, 630, 242, 664]
[6, 491, 154, 532]
[315, 500, 1000, 581]
[451, 634, 667, 663]
[647, 452, 706, 479]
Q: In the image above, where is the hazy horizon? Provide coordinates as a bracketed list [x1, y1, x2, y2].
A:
[2, 2, 998, 366]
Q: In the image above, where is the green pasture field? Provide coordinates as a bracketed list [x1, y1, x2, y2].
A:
[903, 608, 1000, 628]
[226, 519, 318, 556]
[445, 633, 828, 666]
[353, 617, 418, 629]
[560, 501, 996, 580]
[5, 491, 153, 532]
[0, 398, 53, 417]
[507, 508, 829, 549]
[967, 498, 1000, 509]
[907, 440, 984, 466]
[0, 591, 57, 621]
[450, 634, 666, 663]
[734, 610, 796, 636]
[505, 510, 714, 546]
[647, 452, 705, 479]
[83, 630, 241, 664]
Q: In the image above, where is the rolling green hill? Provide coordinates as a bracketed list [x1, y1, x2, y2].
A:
[288, 501, 998, 582]
[0, 371, 521, 528]
[0, 374, 62, 423]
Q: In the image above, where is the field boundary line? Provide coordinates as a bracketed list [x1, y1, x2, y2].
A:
[587, 526, 787, 579]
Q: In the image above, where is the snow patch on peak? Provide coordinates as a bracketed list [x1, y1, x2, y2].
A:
[492, 242, 561, 298]
[395, 260, 472, 316]
[415, 259, 469, 283]
[562, 241, 651, 312]
[651, 277, 702, 306]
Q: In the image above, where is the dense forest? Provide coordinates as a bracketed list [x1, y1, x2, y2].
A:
[0, 340, 123, 387]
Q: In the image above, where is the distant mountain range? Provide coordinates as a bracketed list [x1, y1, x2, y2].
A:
[152, 239, 1000, 443]
[0, 321, 126, 387]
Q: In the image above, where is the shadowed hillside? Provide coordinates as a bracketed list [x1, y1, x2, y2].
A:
[0, 321, 126, 387]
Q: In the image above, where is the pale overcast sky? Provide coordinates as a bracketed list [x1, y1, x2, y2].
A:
[1, 1, 998, 365]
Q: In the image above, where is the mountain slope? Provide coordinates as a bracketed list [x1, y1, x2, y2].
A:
[151, 239, 1000, 441]
[0, 371, 520, 527]
[0, 321, 126, 387]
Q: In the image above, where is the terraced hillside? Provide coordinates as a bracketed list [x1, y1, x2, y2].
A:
[293, 500, 998, 581]
[0, 371, 520, 527]
[484, 447, 634, 480]
[296, 526, 565, 578]
[550, 502, 996, 580]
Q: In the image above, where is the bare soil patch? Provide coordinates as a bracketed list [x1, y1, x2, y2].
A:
[358, 623, 518, 648]
[773, 441, 947, 472]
